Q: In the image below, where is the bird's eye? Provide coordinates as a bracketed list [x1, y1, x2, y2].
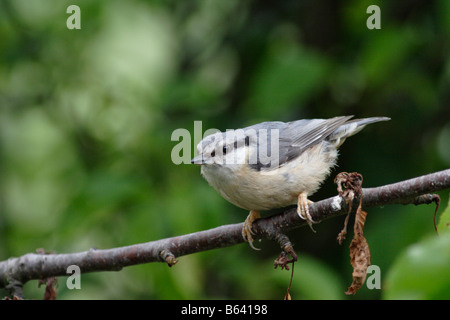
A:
[222, 146, 228, 155]
[211, 150, 216, 157]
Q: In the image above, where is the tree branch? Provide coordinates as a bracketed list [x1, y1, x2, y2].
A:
[1, 169, 449, 292]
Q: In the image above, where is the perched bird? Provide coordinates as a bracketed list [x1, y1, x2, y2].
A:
[191, 116, 390, 249]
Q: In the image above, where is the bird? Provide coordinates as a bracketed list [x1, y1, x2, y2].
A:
[191, 116, 390, 250]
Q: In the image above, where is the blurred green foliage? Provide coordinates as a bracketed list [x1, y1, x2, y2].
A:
[0, 0, 449, 299]
[384, 201, 450, 299]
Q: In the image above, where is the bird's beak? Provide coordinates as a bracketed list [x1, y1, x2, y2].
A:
[191, 155, 205, 166]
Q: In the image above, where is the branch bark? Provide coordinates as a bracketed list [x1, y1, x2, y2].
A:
[1, 169, 449, 291]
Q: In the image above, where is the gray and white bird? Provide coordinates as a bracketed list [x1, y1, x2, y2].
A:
[191, 116, 390, 249]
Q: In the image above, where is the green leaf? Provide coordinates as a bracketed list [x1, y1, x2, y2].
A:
[437, 196, 450, 234]
[384, 233, 450, 300]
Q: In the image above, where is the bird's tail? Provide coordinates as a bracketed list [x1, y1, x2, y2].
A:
[328, 116, 390, 148]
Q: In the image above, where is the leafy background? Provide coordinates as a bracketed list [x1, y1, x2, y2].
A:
[0, 0, 449, 299]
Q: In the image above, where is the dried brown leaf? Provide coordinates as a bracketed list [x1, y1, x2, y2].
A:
[335, 172, 363, 245]
[39, 277, 58, 300]
[337, 213, 350, 245]
[345, 209, 371, 295]
[335, 172, 371, 295]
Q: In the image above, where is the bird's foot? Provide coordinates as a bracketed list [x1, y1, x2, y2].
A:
[242, 210, 261, 250]
[297, 192, 316, 233]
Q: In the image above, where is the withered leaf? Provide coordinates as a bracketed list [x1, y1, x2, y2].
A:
[335, 172, 371, 295]
[39, 277, 58, 300]
[345, 206, 371, 295]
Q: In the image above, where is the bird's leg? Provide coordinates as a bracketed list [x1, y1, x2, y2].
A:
[297, 192, 316, 233]
[242, 210, 261, 250]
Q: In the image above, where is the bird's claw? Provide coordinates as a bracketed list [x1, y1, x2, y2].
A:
[297, 193, 316, 233]
[242, 210, 261, 250]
